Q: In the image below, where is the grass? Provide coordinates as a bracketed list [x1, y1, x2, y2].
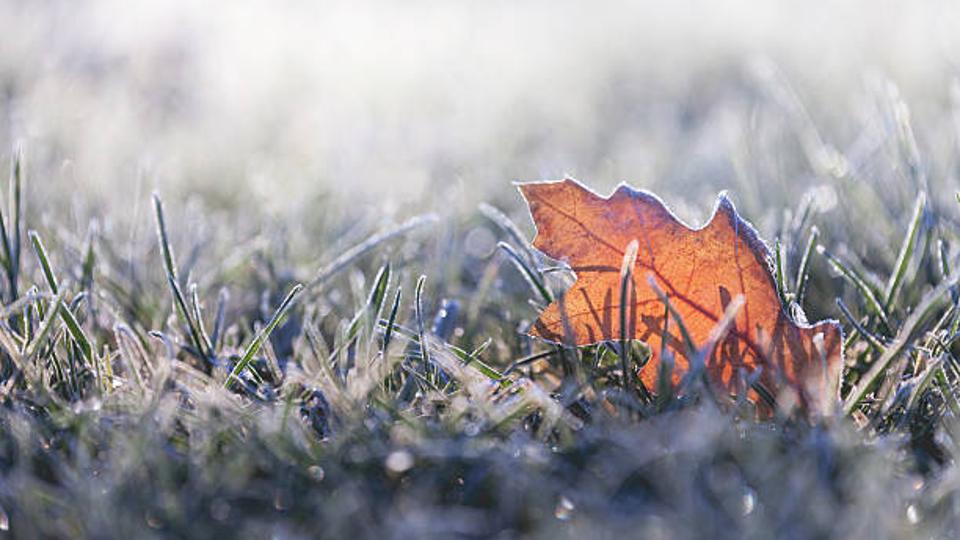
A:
[4, 77, 960, 539]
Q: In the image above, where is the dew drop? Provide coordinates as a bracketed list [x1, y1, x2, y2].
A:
[145, 511, 162, 529]
[308, 465, 325, 482]
[742, 487, 756, 516]
[274, 489, 289, 511]
[385, 450, 414, 474]
[554, 496, 575, 521]
[907, 504, 920, 524]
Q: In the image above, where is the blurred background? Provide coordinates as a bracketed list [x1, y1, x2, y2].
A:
[2, 1, 958, 204]
[2, 0, 960, 291]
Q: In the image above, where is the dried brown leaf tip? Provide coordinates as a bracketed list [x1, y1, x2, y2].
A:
[518, 178, 843, 416]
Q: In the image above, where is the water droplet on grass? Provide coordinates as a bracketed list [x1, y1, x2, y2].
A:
[554, 496, 575, 521]
[274, 489, 289, 511]
[907, 504, 920, 524]
[742, 487, 756, 515]
[385, 450, 414, 474]
[145, 511, 162, 529]
[308, 465, 325, 482]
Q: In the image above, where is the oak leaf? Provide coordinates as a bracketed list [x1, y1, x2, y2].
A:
[518, 179, 843, 415]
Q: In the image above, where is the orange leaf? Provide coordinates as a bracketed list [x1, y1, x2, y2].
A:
[518, 179, 843, 416]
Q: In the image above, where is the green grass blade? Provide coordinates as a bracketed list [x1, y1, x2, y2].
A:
[469, 338, 492, 359]
[335, 264, 393, 359]
[479, 202, 539, 267]
[29, 231, 58, 294]
[843, 274, 958, 414]
[883, 191, 926, 311]
[835, 298, 886, 352]
[656, 352, 674, 410]
[225, 283, 303, 388]
[503, 349, 557, 375]
[818, 245, 892, 334]
[60, 301, 93, 365]
[647, 277, 697, 358]
[153, 193, 180, 283]
[0, 145, 23, 302]
[153, 193, 210, 360]
[0, 190, 12, 298]
[414, 275, 430, 368]
[307, 215, 436, 291]
[167, 275, 208, 360]
[498, 241, 553, 304]
[28, 231, 95, 370]
[795, 226, 819, 304]
[25, 292, 65, 360]
[619, 239, 639, 392]
[382, 286, 402, 355]
[774, 239, 791, 305]
[114, 324, 148, 391]
[81, 223, 97, 290]
[21, 298, 32, 350]
[190, 283, 215, 357]
[368, 262, 391, 319]
[448, 341, 503, 382]
[1, 146, 23, 301]
[10, 148, 21, 290]
[938, 239, 951, 282]
[210, 287, 229, 352]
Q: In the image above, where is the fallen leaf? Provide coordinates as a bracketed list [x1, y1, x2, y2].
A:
[518, 179, 843, 415]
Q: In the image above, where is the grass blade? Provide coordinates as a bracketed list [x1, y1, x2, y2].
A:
[414, 275, 430, 368]
[774, 239, 791, 305]
[210, 287, 229, 352]
[0, 147, 23, 302]
[29, 230, 94, 370]
[60, 302, 93, 365]
[795, 227, 819, 304]
[382, 286, 402, 355]
[29, 231, 58, 294]
[843, 273, 959, 414]
[883, 191, 926, 311]
[225, 283, 303, 388]
[818, 245, 892, 334]
[10, 148, 21, 293]
[25, 291, 65, 360]
[499, 241, 553, 304]
[479, 202, 537, 266]
[307, 215, 436, 291]
[153, 193, 211, 360]
[619, 239, 639, 392]
[190, 283, 215, 357]
[80, 222, 97, 290]
[153, 193, 180, 283]
[647, 277, 697, 358]
[345, 262, 392, 343]
[835, 298, 886, 352]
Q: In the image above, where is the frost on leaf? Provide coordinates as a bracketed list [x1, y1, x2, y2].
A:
[518, 179, 843, 415]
